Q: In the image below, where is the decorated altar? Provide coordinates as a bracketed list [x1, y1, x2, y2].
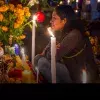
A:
[0, 0, 45, 83]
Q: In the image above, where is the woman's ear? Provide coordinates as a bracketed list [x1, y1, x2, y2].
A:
[62, 18, 67, 24]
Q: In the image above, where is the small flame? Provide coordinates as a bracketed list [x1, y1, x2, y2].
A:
[82, 69, 87, 83]
[47, 27, 54, 37]
[33, 15, 37, 21]
[59, 1, 63, 4]
[68, 0, 70, 3]
[32, 15, 37, 26]
[76, 0, 78, 3]
[75, 10, 78, 13]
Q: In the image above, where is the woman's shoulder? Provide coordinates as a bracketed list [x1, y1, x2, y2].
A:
[68, 29, 81, 36]
[71, 29, 80, 33]
[62, 29, 82, 42]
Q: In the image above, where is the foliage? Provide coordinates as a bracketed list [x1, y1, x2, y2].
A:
[0, 0, 37, 45]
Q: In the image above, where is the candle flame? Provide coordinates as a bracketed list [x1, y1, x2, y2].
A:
[68, 0, 70, 3]
[33, 15, 37, 21]
[98, 0, 100, 2]
[47, 27, 54, 37]
[76, 0, 78, 3]
[59, 1, 63, 4]
[32, 15, 37, 26]
[75, 10, 78, 13]
[82, 69, 87, 83]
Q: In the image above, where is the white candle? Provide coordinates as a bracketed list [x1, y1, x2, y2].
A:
[76, 0, 78, 9]
[47, 27, 56, 83]
[82, 69, 87, 83]
[22, 70, 32, 83]
[35, 67, 39, 83]
[32, 15, 37, 68]
[21, 48, 26, 65]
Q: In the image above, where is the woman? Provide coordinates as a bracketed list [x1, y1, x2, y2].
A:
[34, 5, 99, 83]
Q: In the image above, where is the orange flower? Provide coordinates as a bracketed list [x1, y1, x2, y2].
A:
[19, 35, 26, 39]
[14, 23, 20, 28]
[0, 1, 32, 45]
[25, 12, 31, 17]
[15, 8, 24, 16]
[0, 13, 3, 21]
[9, 4, 15, 11]
[16, 20, 23, 25]
[17, 4, 23, 9]
[0, 1, 4, 5]
[0, 5, 9, 12]
[23, 7, 29, 13]
[2, 26, 8, 32]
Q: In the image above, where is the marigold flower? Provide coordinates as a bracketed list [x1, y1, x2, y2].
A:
[23, 7, 29, 13]
[16, 62, 22, 69]
[2, 26, 8, 32]
[16, 20, 23, 24]
[17, 16, 24, 20]
[14, 8, 17, 13]
[14, 23, 20, 28]
[0, 1, 31, 45]
[16, 16, 24, 24]
[0, 5, 9, 12]
[25, 12, 31, 17]
[19, 35, 26, 39]
[17, 4, 23, 9]
[0, 13, 3, 21]
[9, 4, 15, 11]
[0, 1, 4, 5]
[18, 9, 24, 16]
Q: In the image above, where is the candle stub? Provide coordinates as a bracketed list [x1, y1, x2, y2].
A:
[82, 69, 87, 83]
[22, 70, 32, 83]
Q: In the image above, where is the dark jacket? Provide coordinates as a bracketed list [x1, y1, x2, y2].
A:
[44, 29, 99, 83]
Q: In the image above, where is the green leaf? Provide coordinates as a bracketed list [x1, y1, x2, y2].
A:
[21, 0, 27, 4]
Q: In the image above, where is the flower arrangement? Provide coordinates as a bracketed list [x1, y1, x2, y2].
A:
[2, 54, 37, 83]
[85, 31, 100, 56]
[0, 0, 38, 46]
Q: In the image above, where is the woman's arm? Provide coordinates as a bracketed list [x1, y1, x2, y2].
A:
[40, 41, 51, 56]
[45, 29, 82, 61]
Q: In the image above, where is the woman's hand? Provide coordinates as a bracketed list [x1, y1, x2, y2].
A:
[56, 43, 60, 49]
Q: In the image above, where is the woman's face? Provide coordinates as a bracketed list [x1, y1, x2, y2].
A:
[50, 11, 66, 32]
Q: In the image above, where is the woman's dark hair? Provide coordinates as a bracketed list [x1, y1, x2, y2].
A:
[55, 5, 85, 37]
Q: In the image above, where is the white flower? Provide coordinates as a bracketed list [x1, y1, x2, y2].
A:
[28, 0, 39, 6]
